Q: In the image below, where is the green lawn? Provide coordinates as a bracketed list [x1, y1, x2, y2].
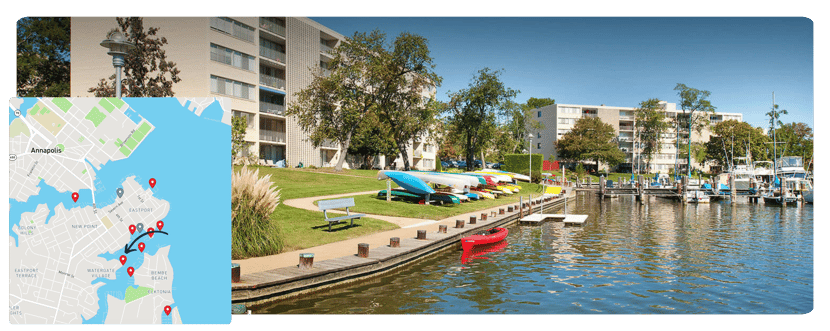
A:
[235, 166, 399, 253]
[331, 182, 546, 220]
[290, 167, 382, 178]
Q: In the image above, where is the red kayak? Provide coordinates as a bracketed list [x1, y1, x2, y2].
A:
[461, 227, 508, 251]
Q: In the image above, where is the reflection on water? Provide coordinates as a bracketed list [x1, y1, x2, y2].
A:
[255, 193, 813, 314]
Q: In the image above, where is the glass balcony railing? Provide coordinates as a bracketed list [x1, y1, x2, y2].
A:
[260, 18, 285, 37]
[260, 74, 285, 90]
[619, 125, 634, 131]
[260, 102, 285, 116]
[320, 43, 333, 54]
[321, 140, 338, 149]
[260, 47, 286, 63]
[259, 129, 286, 143]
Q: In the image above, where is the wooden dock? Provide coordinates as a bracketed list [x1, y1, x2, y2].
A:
[518, 213, 588, 226]
[232, 193, 573, 306]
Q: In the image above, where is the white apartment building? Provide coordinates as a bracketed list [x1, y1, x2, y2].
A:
[530, 101, 742, 174]
[70, 17, 435, 170]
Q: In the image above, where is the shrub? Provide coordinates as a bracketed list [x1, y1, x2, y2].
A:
[519, 169, 543, 184]
[503, 153, 543, 174]
[435, 158, 443, 172]
[232, 167, 283, 259]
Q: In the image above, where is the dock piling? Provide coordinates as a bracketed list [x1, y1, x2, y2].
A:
[232, 263, 241, 283]
[469, 216, 477, 224]
[299, 253, 314, 270]
[357, 243, 369, 258]
[438, 225, 447, 233]
[455, 220, 464, 228]
[416, 230, 427, 240]
[390, 237, 400, 247]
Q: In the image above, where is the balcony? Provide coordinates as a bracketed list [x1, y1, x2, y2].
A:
[619, 116, 635, 121]
[260, 47, 286, 64]
[619, 125, 634, 131]
[260, 74, 285, 90]
[320, 139, 339, 149]
[413, 150, 423, 158]
[260, 102, 285, 116]
[259, 129, 286, 143]
[618, 137, 633, 142]
[320, 42, 333, 54]
[260, 18, 285, 37]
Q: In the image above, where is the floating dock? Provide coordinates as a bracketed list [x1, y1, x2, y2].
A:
[519, 213, 588, 226]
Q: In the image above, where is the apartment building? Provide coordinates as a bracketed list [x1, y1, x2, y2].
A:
[70, 17, 435, 170]
[530, 101, 742, 174]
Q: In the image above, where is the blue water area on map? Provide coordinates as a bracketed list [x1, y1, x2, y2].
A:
[9, 98, 229, 323]
[8, 181, 95, 247]
[77, 98, 230, 324]
[161, 303, 177, 324]
[123, 107, 143, 124]
[9, 98, 38, 124]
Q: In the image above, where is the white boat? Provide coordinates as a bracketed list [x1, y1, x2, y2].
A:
[404, 171, 471, 190]
[685, 190, 710, 203]
[467, 172, 512, 183]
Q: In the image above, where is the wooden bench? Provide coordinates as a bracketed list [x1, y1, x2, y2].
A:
[318, 197, 365, 232]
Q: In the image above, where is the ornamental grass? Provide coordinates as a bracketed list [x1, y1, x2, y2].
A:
[232, 166, 283, 259]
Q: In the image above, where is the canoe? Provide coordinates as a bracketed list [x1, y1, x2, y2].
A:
[454, 173, 488, 186]
[486, 170, 531, 182]
[461, 240, 508, 264]
[461, 227, 509, 251]
[377, 171, 435, 195]
[405, 171, 470, 190]
[422, 171, 482, 187]
[470, 172, 512, 183]
[377, 189, 421, 200]
[469, 189, 495, 199]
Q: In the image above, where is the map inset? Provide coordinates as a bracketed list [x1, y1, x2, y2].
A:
[9, 97, 231, 324]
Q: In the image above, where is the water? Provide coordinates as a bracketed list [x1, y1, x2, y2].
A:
[255, 194, 813, 314]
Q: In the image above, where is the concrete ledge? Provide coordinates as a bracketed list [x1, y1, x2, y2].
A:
[232, 195, 572, 306]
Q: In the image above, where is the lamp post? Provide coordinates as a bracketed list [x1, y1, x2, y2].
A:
[528, 134, 534, 182]
[100, 30, 135, 98]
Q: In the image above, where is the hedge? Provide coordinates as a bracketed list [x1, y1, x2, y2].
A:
[435, 158, 442, 171]
[503, 153, 543, 174]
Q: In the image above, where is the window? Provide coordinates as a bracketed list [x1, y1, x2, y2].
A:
[210, 44, 255, 71]
[557, 129, 570, 136]
[559, 106, 580, 114]
[537, 111, 541, 118]
[537, 132, 541, 138]
[211, 75, 255, 100]
[537, 143, 541, 149]
[558, 118, 576, 125]
[232, 110, 255, 129]
[210, 17, 255, 42]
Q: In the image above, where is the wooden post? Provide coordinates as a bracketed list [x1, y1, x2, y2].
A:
[588, 176, 592, 188]
[438, 225, 447, 233]
[638, 175, 645, 204]
[232, 263, 241, 283]
[455, 220, 465, 228]
[508, 206, 514, 213]
[425, 193, 430, 205]
[390, 237, 400, 247]
[499, 208, 505, 215]
[490, 211, 496, 217]
[519, 196, 524, 218]
[481, 212, 487, 221]
[682, 176, 688, 204]
[299, 253, 314, 270]
[386, 179, 391, 202]
[417, 230, 427, 240]
[357, 243, 369, 258]
[600, 175, 606, 198]
[469, 216, 477, 224]
[730, 173, 736, 202]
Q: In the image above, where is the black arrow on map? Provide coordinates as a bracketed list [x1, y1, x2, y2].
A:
[124, 230, 169, 254]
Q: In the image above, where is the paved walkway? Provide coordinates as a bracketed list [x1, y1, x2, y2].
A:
[233, 190, 535, 275]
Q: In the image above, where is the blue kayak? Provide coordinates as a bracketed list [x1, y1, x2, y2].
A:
[378, 171, 435, 195]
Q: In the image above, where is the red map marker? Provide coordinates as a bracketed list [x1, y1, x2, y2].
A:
[147, 228, 155, 238]
[127, 267, 135, 277]
[71, 192, 79, 203]
[138, 242, 145, 252]
[119, 255, 127, 265]
[129, 224, 136, 235]
[156, 221, 164, 231]
[149, 178, 156, 188]
[164, 305, 171, 316]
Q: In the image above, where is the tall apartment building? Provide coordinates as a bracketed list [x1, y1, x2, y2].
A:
[70, 17, 435, 170]
[530, 101, 742, 174]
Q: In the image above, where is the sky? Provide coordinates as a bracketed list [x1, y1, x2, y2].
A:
[311, 17, 814, 129]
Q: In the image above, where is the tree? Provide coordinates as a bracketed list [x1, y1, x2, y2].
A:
[88, 17, 181, 97]
[556, 117, 625, 171]
[705, 120, 769, 169]
[634, 98, 671, 171]
[674, 83, 716, 176]
[375, 32, 442, 171]
[231, 116, 248, 163]
[444, 68, 518, 171]
[347, 112, 397, 169]
[774, 122, 813, 167]
[17, 17, 70, 97]
[521, 97, 556, 111]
